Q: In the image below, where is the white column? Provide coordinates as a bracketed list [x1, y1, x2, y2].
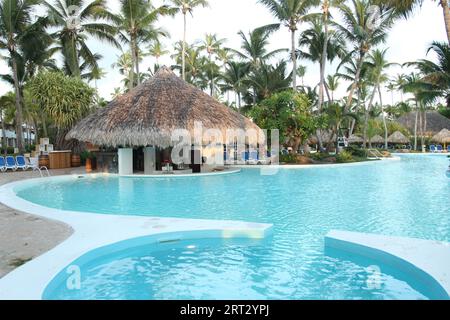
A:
[144, 147, 156, 174]
[118, 148, 133, 176]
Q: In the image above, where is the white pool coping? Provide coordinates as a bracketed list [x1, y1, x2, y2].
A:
[0, 175, 272, 300]
[233, 155, 401, 170]
[120, 169, 241, 178]
[325, 230, 450, 299]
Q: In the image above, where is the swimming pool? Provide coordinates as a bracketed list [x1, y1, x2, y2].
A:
[15, 155, 450, 299]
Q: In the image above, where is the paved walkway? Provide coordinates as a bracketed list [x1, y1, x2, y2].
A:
[0, 168, 84, 278]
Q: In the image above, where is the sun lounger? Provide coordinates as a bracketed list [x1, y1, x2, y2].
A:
[437, 145, 443, 153]
[429, 145, 436, 153]
[447, 146, 450, 153]
[15, 155, 29, 171]
[5, 156, 17, 171]
[0, 156, 6, 172]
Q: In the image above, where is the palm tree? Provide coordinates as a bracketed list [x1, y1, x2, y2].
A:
[259, 0, 319, 91]
[336, 0, 394, 112]
[45, 0, 119, 77]
[326, 74, 339, 102]
[0, 93, 15, 154]
[221, 61, 250, 108]
[148, 41, 169, 65]
[114, 0, 173, 88]
[379, 0, 450, 44]
[400, 73, 437, 150]
[410, 41, 450, 106]
[169, 0, 209, 80]
[393, 73, 407, 102]
[199, 33, 226, 96]
[172, 42, 207, 87]
[0, 0, 50, 152]
[231, 25, 286, 104]
[111, 52, 134, 91]
[364, 49, 397, 149]
[246, 61, 291, 103]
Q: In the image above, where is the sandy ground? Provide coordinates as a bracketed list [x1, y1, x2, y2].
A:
[0, 168, 85, 278]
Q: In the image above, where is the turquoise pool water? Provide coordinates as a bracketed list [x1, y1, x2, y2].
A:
[17, 154, 450, 300]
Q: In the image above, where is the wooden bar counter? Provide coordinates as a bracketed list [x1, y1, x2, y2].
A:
[48, 150, 72, 169]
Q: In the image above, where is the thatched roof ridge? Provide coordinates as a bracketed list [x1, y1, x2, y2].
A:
[397, 111, 450, 136]
[432, 129, 450, 143]
[388, 131, 410, 144]
[369, 135, 384, 144]
[348, 135, 363, 143]
[67, 66, 261, 148]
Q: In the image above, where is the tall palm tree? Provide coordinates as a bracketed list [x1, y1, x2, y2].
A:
[410, 41, 450, 106]
[199, 33, 226, 96]
[400, 73, 438, 150]
[336, 0, 394, 112]
[393, 73, 407, 102]
[326, 74, 339, 102]
[0, 0, 50, 152]
[231, 25, 286, 104]
[111, 52, 134, 91]
[169, 0, 209, 80]
[114, 0, 173, 88]
[45, 0, 119, 77]
[378, 0, 450, 44]
[221, 61, 250, 108]
[258, 0, 319, 91]
[364, 49, 397, 149]
[148, 41, 169, 65]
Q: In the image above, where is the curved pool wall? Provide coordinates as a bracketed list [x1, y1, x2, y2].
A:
[1, 155, 449, 299]
[326, 231, 450, 299]
[0, 171, 272, 300]
[42, 230, 265, 300]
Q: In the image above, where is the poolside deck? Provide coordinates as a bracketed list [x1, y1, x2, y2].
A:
[0, 168, 83, 278]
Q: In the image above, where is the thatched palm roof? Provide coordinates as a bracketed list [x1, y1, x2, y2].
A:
[348, 135, 363, 143]
[432, 129, 450, 144]
[369, 135, 384, 144]
[67, 66, 262, 148]
[388, 131, 410, 144]
[397, 111, 450, 136]
[308, 130, 334, 144]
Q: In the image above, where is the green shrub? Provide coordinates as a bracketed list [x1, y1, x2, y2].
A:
[346, 145, 367, 158]
[0, 147, 15, 155]
[336, 151, 354, 163]
[280, 153, 297, 164]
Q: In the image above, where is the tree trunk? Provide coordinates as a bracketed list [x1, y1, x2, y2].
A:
[182, 13, 187, 80]
[11, 56, 25, 153]
[378, 85, 388, 149]
[414, 102, 419, 151]
[363, 86, 377, 149]
[345, 53, 365, 112]
[441, 0, 450, 44]
[291, 29, 297, 91]
[129, 40, 136, 91]
[209, 53, 214, 96]
[318, 1, 329, 112]
[134, 41, 141, 86]
[1, 111, 6, 156]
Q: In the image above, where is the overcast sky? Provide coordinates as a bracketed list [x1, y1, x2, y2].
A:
[0, 0, 446, 104]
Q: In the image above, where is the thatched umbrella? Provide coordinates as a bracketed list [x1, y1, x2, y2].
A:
[348, 135, 363, 144]
[431, 129, 450, 144]
[67, 66, 262, 148]
[388, 131, 410, 144]
[370, 135, 384, 144]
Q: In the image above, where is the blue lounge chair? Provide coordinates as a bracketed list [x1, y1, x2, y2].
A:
[429, 145, 436, 153]
[247, 151, 259, 165]
[5, 156, 17, 171]
[447, 145, 450, 153]
[437, 145, 443, 153]
[0, 156, 6, 172]
[15, 155, 29, 170]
